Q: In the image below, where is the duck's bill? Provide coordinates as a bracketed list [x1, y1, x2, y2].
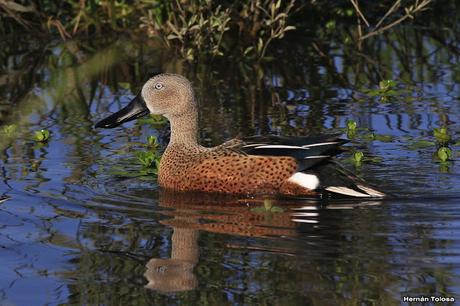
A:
[95, 94, 150, 128]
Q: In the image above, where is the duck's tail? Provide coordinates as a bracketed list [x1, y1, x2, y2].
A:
[309, 161, 386, 199]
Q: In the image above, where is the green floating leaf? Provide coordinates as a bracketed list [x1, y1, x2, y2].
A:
[34, 129, 50, 142]
[374, 134, 394, 142]
[437, 147, 452, 162]
[363, 133, 376, 141]
[406, 140, 436, 150]
[453, 142, 460, 147]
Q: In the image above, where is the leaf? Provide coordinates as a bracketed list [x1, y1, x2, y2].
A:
[374, 134, 394, 142]
[437, 147, 452, 162]
[406, 140, 436, 150]
[34, 129, 50, 142]
[353, 151, 364, 163]
[346, 119, 357, 131]
[433, 127, 451, 143]
[379, 79, 396, 91]
[243, 46, 254, 56]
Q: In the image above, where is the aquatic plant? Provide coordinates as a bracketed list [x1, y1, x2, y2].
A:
[34, 129, 50, 142]
[437, 147, 452, 163]
[433, 127, 450, 146]
[346, 119, 357, 138]
[136, 151, 159, 168]
[1, 124, 16, 137]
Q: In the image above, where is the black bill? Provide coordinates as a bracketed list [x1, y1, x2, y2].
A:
[95, 93, 150, 128]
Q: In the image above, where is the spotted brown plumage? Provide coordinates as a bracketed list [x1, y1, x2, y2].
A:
[95, 73, 386, 199]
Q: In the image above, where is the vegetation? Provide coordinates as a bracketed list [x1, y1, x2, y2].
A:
[0, 0, 440, 61]
[34, 129, 50, 142]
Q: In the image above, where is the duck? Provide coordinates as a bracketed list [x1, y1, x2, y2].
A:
[95, 73, 385, 199]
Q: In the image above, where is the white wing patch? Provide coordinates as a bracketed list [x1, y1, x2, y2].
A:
[304, 155, 329, 159]
[357, 185, 386, 197]
[287, 172, 320, 190]
[254, 145, 310, 150]
[325, 186, 372, 197]
[302, 141, 340, 148]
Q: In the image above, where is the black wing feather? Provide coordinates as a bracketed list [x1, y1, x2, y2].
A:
[233, 134, 348, 171]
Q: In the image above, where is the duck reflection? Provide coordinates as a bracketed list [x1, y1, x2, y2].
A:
[144, 190, 382, 292]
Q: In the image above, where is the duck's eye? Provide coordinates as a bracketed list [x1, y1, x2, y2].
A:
[154, 83, 164, 90]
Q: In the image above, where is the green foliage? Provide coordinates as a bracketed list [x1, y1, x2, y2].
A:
[346, 119, 357, 138]
[437, 147, 452, 162]
[141, 0, 232, 61]
[346, 119, 357, 131]
[353, 151, 364, 163]
[34, 129, 50, 142]
[136, 151, 159, 168]
[363, 79, 399, 102]
[135, 135, 162, 175]
[406, 140, 436, 150]
[1, 124, 17, 137]
[433, 127, 450, 145]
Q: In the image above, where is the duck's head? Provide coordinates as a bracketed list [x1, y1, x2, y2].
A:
[95, 73, 196, 128]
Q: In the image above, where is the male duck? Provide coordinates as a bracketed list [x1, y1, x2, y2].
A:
[96, 74, 384, 198]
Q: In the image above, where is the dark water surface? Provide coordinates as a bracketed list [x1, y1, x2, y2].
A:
[1, 26, 460, 305]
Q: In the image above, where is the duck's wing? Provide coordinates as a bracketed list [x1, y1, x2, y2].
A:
[215, 135, 385, 199]
[228, 134, 348, 171]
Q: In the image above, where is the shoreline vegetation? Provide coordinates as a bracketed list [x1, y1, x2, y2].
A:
[0, 0, 456, 61]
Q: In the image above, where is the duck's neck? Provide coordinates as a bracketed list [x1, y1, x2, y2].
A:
[168, 111, 199, 147]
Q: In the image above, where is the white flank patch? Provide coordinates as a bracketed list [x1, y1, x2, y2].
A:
[304, 155, 329, 159]
[325, 186, 371, 197]
[255, 145, 310, 150]
[302, 141, 339, 148]
[287, 172, 320, 190]
[357, 184, 386, 197]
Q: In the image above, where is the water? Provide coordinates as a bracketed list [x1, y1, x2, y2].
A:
[1, 26, 460, 305]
